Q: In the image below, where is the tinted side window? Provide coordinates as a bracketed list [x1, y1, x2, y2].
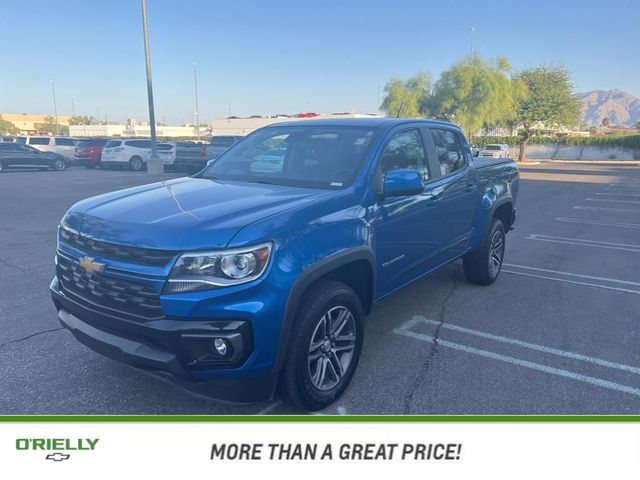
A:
[380, 129, 430, 182]
[105, 140, 122, 148]
[0, 143, 15, 150]
[126, 140, 151, 148]
[55, 138, 76, 146]
[29, 137, 50, 145]
[430, 128, 466, 176]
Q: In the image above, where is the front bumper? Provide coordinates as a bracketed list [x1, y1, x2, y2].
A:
[50, 276, 277, 403]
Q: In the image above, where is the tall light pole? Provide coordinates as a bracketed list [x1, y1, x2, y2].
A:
[469, 26, 476, 56]
[141, 0, 161, 174]
[70, 96, 75, 117]
[96, 105, 100, 124]
[193, 62, 200, 141]
[50, 80, 60, 135]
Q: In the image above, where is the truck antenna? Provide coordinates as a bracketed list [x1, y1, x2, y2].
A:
[395, 101, 404, 118]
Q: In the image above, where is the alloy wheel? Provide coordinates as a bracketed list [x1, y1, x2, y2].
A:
[307, 305, 357, 391]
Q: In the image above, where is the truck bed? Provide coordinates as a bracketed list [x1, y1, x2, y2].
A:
[474, 157, 515, 169]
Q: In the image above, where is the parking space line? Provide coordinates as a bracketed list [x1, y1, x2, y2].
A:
[574, 206, 640, 213]
[596, 192, 640, 197]
[608, 184, 640, 188]
[257, 401, 282, 415]
[393, 320, 640, 398]
[405, 317, 640, 374]
[502, 270, 640, 295]
[525, 234, 640, 253]
[586, 198, 640, 204]
[502, 263, 640, 287]
[555, 217, 640, 229]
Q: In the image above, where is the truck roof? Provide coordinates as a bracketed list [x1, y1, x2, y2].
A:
[268, 117, 461, 132]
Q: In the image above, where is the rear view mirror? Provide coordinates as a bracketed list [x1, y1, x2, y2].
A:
[383, 169, 424, 197]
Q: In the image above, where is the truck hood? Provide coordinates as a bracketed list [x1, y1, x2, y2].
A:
[63, 177, 331, 250]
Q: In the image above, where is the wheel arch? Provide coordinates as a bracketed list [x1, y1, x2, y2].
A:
[273, 247, 375, 374]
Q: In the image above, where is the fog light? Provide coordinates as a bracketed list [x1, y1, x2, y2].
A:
[214, 338, 228, 356]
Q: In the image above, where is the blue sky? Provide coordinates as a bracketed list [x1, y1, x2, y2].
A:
[1, 0, 638, 124]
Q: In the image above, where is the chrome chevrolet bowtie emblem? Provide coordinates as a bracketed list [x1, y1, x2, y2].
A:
[46, 452, 70, 461]
[79, 256, 105, 275]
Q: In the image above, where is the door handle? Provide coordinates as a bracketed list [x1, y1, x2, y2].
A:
[465, 183, 477, 192]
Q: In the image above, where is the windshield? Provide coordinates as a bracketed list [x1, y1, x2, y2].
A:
[105, 140, 122, 148]
[485, 145, 502, 150]
[201, 126, 378, 189]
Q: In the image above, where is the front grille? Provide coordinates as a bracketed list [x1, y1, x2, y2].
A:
[60, 228, 176, 267]
[57, 255, 162, 318]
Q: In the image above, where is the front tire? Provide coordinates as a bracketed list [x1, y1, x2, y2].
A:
[463, 218, 506, 285]
[279, 280, 364, 411]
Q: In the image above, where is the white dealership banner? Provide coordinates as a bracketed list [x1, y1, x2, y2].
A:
[2, 421, 639, 478]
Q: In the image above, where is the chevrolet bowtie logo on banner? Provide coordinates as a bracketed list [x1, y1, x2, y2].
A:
[79, 256, 105, 275]
[46, 453, 71, 462]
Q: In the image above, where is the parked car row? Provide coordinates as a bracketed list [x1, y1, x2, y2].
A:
[0, 136, 183, 173]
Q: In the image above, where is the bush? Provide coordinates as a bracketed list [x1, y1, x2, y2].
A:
[473, 135, 640, 150]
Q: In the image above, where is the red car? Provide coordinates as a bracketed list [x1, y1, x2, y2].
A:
[74, 138, 110, 168]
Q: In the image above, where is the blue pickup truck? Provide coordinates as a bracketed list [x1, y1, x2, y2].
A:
[51, 118, 518, 410]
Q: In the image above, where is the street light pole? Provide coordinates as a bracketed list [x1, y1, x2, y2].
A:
[469, 26, 476, 56]
[51, 80, 60, 135]
[71, 96, 75, 117]
[96, 105, 100, 124]
[141, 0, 161, 174]
[193, 62, 200, 141]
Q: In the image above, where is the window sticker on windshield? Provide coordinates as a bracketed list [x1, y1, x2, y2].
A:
[330, 182, 344, 187]
[354, 137, 370, 146]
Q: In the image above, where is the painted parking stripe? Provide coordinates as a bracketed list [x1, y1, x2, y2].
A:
[596, 192, 640, 197]
[502, 270, 640, 295]
[555, 217, 640, 229]
[393, 321, 640, 398]
[574, 206, 640, 213]
[525, 234, 640, 253]
[404, 317, 640, 375]
[586, 198, 640, 204]
[503, 263, 640, 287]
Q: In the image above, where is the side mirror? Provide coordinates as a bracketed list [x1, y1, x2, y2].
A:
[382, 169, 424, 197]
[206, 158, 215, 167]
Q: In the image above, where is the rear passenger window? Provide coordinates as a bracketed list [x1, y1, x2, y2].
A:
[379, 129, 430, 182]
[55, 138, 76, 146]
[430, 129, 466, 176]
[29, 137, 50, 145]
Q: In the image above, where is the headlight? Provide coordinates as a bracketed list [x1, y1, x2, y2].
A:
[165, 242, 272, 293]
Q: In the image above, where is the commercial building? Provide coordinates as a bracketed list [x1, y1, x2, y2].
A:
[2, 113, 72, 135]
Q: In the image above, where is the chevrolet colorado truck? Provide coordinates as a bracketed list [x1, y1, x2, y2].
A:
[51, 118, 518, 411]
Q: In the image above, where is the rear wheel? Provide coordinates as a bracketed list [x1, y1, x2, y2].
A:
[279, 280, 364, 411]
[463, 218, 505, 285]
[129, 156, 143, 171]
[52, 159, 66, 171]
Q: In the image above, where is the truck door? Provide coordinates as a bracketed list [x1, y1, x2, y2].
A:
[372, 127, 442, 297]
[425, 127, 478, 258]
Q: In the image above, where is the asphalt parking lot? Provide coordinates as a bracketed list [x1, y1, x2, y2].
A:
[1, 162, 639, 414]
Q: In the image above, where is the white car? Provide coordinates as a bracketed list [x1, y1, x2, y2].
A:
[100, 139, 176, 171]
[479, 144, 510, 158]
[19, 136, 79, 162]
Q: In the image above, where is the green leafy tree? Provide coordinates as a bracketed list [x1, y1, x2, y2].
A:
[380, 72, 430, 118]
[36, 115, 69, 135]
[0, 115, 20, 135]
[635, 120, 640, 130]
[514, 64, 581, 161]
[69, 115, 94, 125]
[429, 56, 524, 141]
